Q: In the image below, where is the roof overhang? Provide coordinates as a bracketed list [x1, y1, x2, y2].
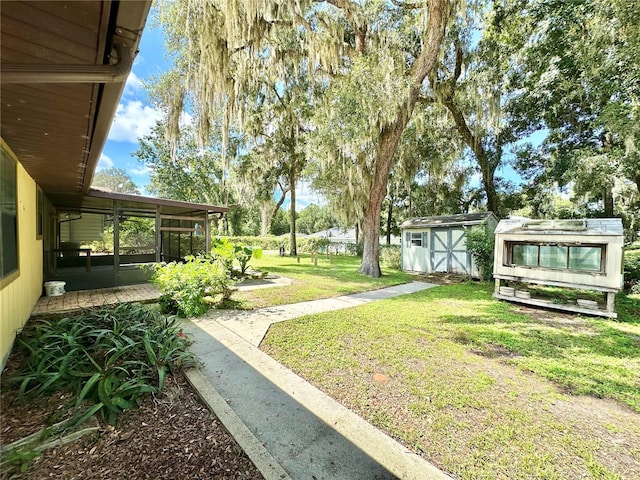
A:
[1, 1, 152, 193]
[48, 189, 229, 217]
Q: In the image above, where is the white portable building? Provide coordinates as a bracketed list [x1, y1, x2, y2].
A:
[309, 227, 400, 254]
[400, 212, 498, 277]
[493, 217, 624, 318]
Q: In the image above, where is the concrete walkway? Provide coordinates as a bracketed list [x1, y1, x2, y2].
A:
[182, 281, 449, 480]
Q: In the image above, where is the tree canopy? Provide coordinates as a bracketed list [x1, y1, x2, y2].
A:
[143, 0, 639, 262]
[91, 167, 139, 195]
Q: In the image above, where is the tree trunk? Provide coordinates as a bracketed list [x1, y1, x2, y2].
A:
[483, 168, 499, 214]
[442, 98, 500, 214]
[604, 187, 614, 217]
[360, 0, 453, 277]
[261, 192, 288, 236]
[289, 162, 297, 256]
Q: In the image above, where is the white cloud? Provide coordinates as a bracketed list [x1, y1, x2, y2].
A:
[97, 154, 114, 171]
[124, 72, 143, 97]
[294, 180, 326, 211]
[130, 166, 151, 176]
[133, 54, 144, 67]
[108, 100, 162, 143]
[180, 111, 194, 128]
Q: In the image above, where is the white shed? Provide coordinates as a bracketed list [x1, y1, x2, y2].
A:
[400, 212, 498, 277]
[493, 217, 624, 318]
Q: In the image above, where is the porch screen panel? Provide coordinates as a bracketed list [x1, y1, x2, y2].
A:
[569, 246, 602, 271]
[539, 245, 568, 269]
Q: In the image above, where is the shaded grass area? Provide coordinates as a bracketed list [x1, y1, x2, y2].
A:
[234, 253, 413, 309]
[262, 282, 640, 479]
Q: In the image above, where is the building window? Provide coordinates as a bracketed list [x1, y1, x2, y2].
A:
[410, 232, 422, 247]
[506, 242, 604, 273]
[1, 147, 18, 281]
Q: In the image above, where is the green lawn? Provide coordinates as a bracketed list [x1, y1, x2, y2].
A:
[233, 252, 413, 309]
[262, 281, 640, 479]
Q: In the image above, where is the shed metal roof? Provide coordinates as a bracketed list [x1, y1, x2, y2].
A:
[494, 217, 624, 236]
[400, 212, 496, 229]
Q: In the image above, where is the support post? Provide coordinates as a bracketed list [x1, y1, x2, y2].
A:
[606, 292, 615, 314]
[204, 211, 211, 253]
[155, 207, 161, 263]
[494, 277, 501, 295]
[113, 203, 120, 285]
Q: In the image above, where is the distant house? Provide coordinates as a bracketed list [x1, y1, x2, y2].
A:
[0, 1, 228, 368]
[309, 227, 400, 254]
[400, 212, 498, 276]
[493, 217, 624, 318]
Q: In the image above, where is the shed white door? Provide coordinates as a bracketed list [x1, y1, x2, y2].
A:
[430, 228, 470, 274]
[403, 231, 428, 273]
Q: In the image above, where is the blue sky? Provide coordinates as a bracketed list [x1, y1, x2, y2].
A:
[97, 22, 169, 194]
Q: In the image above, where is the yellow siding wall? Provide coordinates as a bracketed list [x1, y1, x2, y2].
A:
[1, 159, 43, 369]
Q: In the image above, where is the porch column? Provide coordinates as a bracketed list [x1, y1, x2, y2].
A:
[113, 202, 120, 284]
[205, 211, 211, 253]
[155, 207, 161, 262]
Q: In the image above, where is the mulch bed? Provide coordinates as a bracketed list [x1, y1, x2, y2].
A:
[1, 366, 264, 480]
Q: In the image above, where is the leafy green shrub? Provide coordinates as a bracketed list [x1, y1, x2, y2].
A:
[234, 244, 263, 274]
[297, 237, 330, 254]
[4, 303, 198, 425]
[380, 245, 401, 269]
[210, 237, 236, 271]
[222, 235, 283, 250]
[211, 237, 263, 275]
[346, 242, 364, 256]
[624, 249, 640, 290]
[465, 226, 495, 280]
[152, 255, 235, 317]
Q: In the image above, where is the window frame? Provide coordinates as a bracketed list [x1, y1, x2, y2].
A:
[505, 241, 606, 274]
[1, 143, 19, 287]
[36, 185, 44, 240]
[410, 232, 423, 247]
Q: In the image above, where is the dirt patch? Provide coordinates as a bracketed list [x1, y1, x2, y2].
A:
[413, 272, 472, 285]
[512, 305, 599, 332]
[1, 368, 264, 480]
[470, 342, 521, 359]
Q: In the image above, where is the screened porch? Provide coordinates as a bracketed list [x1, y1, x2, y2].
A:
[43, 189, 228, 291]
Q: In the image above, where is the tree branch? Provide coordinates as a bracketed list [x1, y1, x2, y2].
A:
[453, 38, 463, 81]
[417, 94, 436, 105]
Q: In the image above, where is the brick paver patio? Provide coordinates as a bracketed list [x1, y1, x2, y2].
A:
[32, 284, 161, 315]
